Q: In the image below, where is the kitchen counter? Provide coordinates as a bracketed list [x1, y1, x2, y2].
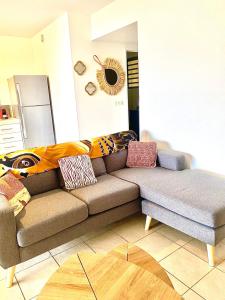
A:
[0, 118, 20, 125]
[0, 118, 23, 154]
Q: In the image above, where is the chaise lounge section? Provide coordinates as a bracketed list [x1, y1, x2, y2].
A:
[111, 150, 225, 267]
[141, 169, 225, 267]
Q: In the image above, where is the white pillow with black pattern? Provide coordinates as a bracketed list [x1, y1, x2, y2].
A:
[58, 155, 97, 190]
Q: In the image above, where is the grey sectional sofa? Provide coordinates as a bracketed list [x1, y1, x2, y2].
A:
[111, 151, 225, 268]
[0, 148, 224, 287]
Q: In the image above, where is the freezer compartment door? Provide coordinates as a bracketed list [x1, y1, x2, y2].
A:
[14, 75, 50, 106]
[21, 105, 55, 148]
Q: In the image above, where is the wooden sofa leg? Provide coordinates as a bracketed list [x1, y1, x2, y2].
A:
[145, 215, 152, 231]
[207, 244, 215, 267]
[6, 266, 16, 288]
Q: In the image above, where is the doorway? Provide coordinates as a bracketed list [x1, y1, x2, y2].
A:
[127, 51, 139, 140]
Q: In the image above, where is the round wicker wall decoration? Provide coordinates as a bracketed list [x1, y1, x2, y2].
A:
[93, 55, 125, 95]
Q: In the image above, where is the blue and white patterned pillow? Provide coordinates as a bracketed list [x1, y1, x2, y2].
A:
[58, 155, 97, 189]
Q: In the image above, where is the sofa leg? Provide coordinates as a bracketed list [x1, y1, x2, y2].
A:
[207, 244, 215, 267]
[145, 215, 152, 231]
[6, 266, 16, 288]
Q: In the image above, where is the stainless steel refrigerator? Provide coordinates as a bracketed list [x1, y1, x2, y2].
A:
[8, 75, 56, 148]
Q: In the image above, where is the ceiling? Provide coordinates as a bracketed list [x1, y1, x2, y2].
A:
[0, 0, 113, 37]
[95, 22, 138, 44]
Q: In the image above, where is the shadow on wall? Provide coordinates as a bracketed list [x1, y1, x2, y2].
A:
[140, 129, 193, 168]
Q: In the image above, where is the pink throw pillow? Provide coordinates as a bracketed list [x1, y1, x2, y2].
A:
[126, 141, 157, 168]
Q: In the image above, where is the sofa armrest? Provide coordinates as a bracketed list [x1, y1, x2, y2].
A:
[0, 195, 20, 269]
[157, 149, 189, 171]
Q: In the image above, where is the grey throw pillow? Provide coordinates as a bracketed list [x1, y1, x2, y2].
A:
[58, 155, 97, 189]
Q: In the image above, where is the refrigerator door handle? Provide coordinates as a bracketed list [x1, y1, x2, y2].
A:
[16, 84, 28, 139]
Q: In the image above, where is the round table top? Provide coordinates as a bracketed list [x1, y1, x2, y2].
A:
[38, 243, 181, 300]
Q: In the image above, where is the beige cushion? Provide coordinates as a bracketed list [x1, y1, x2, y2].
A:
[16, 189, 88, 247]
[103, 150, 128, 173]
[91, 157, 106, 177]
[57, 168, 65, 188]
[70, 174, 139, 215]
[111, 167, 173, 187]
[21, 170, 59, 196]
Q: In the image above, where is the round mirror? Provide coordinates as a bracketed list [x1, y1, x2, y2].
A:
[104, 68, 118, 86]
[94, 56, 125, 95]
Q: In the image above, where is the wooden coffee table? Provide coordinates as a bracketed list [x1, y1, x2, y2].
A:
[38, 244, 181, 299]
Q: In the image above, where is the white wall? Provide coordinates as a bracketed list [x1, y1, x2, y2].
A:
[0, 37, 35, 104]
[32, 14, 79, 143]
[68, 12, 129, 139]
[92, 0, 225, 175]
[91, 0, 139, 40]
[0, 11, 130, 143]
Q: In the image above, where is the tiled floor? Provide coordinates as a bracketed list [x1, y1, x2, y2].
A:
[1, 213, 225, 300]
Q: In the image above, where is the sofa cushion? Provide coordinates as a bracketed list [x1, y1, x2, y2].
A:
[16, 189, 88, 247]
[0, 172, 31, 216]
[103, 150, 128, 173]
[70, 174, 139, 215]
[59, 155, 97, 190]
[111, 168, 225, 228]
[21, 170, 59, 196]
[91, 157, 106, 177]
[57, 158, 107, 188]
[57, 168, 65, 188]
[157, 149, 188, 171]
[111, 166, 172, 186]
[126, 141, 157, 168]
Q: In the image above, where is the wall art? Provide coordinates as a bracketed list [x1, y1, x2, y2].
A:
[85, 82, 97, 95]
[74, 61, 86, 75]
[93, 55, 125, 95]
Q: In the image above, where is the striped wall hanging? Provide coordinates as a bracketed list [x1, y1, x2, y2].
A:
[127, 57, 139, 89]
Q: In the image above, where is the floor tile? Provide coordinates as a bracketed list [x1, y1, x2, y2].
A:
[215, 242, 225, 260]
[80, 226, 112, 242]
[50, 237, 82, 256]
[220, 237, 225, 244]
[85, 230, 126, 253]
[160, 248, 211, 287]
[166, 272, 189, 295]
[0, 278, 24, 300]
[0, 265, 5, 281]
[16, 252, 51, 273]
[157, 224, 193, 246]
[217, 259, 225, 273]
[16, 257, 58, 300]
[135, 232, 180, 261]
[111, 213, 160, 243]
[54, 242, 94, 266]
[183, 289, 205, 300]
[192, 268, 225, 300]
[184, 239, 225, 265]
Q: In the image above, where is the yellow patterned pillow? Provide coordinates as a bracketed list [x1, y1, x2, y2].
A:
[0, 172, 31, 216]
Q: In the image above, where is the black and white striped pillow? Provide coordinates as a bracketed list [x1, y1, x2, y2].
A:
[58, 155, 97, 190]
